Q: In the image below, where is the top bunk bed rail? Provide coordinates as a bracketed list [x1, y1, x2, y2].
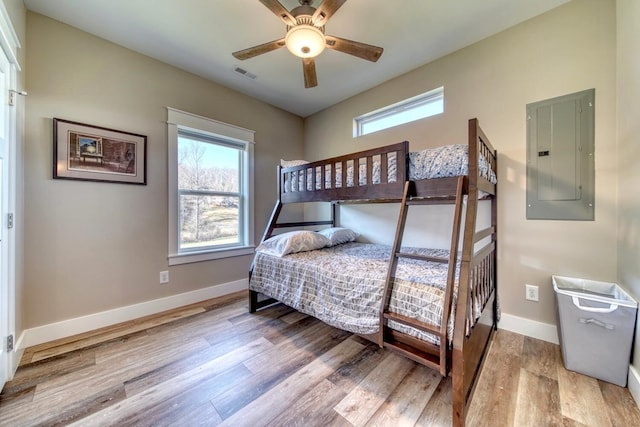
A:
[279, 118, 496, 204]
[279, 141, 409, 204]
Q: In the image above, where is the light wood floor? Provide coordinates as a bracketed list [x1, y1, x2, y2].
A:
[1, 291, 639, 426]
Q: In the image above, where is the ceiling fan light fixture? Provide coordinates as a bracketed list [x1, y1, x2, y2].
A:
[285, 24, 325, 58]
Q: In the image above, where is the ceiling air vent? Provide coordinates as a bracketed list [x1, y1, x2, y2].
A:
[233, 66, 257, 80]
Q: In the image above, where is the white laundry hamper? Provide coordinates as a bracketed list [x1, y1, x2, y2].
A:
[553, 275, 638, 387]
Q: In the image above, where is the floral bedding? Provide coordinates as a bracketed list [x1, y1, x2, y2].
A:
[250, 242, 471, 346]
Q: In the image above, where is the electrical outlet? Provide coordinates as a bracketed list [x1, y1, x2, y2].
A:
[525, 284, 539, 302]
[159, 271, 169, 284]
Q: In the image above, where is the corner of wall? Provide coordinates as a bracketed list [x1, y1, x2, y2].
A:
[628, 365, 640, 407]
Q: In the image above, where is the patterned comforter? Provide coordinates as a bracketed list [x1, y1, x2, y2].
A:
[250, 242, 459, 346]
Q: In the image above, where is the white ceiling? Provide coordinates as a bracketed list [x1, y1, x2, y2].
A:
[23, 0, 569, 117]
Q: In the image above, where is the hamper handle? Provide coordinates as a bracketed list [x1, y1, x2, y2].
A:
[572, 296, 618, 313]
[579, 317, 615, 330]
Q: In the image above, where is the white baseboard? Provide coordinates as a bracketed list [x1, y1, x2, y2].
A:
[17, 279, 248, 350]
[629, 365, 640, 406]
[498, 313, 559, 344]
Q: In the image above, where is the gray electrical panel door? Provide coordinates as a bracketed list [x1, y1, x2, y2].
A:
[526, 89, 594, 220]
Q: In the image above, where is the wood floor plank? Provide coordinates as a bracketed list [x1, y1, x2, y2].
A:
[203, 306, 303, 348]
[216, 337, 365, 426]
[561, 416, 589, 427]
[414, 376, 452, 427]
[1, 348, 96, 395]
[465, 329, 524, 427]
[261, 314, 324, 345]
[33, 336, 212, 402]
[205, 312, 321, 357]
[162, 401, 223, 427]
[0, 383, 127, 427]
[0, 385, 35, 415]
[326, 341, 387, 393]
[22, 293, 245, 366]
[366, 364, 442, 427]
[145, 312, 235, 342]
[513, 368, 562, 426]
[37, 384, 127, 426]
[333, 352, 415, 426]
[203, 317, 285, 350]
[267, 379, 348, 427]
[117, 365, 249, 427]
[243, 320, 347, 374]
[279, 310, 309, 325]
[599, 380, 640, 427]
[2, 294, 639, 427]
[67, 338, 273, 426]
[123, 337, 250, 397]
[29, 306, 207, 363]
[211, 325, 352, 420]
[14, 332, 212, 423]
[522, 335, 561, 381]
[557, 363, 613, 426]
[93, 328, 203, 365]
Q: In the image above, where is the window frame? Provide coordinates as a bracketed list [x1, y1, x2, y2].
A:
[167, 107, 255, 265]
[353, 86, 444, 137]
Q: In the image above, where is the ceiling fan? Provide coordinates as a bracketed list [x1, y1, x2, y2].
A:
[232, 0, 384, 88]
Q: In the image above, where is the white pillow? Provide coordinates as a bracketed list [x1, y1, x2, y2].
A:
[280, 159, 309, 168]
[256, 230, 330, 257]
[317, 227, 359, 247]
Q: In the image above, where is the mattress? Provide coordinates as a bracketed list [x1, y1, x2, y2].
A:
[250, 242, 461, 346]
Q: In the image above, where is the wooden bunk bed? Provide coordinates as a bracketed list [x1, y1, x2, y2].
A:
[249, 118, 498, 427]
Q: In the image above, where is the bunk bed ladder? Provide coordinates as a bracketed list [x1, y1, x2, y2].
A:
[380, 176, 466, 376]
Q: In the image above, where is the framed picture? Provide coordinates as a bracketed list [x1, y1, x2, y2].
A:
[53, 118, 147, 185]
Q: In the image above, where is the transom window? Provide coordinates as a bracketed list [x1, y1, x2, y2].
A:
[167, 108, 254, 265]
[354, 87, 444, 137]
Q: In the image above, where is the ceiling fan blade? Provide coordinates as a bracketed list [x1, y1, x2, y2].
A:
[232, 38, 286, 60]
[325, 35, 383, 62]
[259, 0, 297, 26]
[312, 0, 347, 27]
[302, 58, 318, 88]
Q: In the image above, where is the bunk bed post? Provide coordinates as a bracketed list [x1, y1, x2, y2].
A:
[249, 199, 281, 313]
[331, 202, 337, 227]
[451, 118, 498, 426]
[492, 159, 499, 330]
[451, 119, 480, 427]
[250, 165, 285, 313]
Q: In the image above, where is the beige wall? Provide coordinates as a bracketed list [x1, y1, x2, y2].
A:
[616, 0, 640, 377]
[24, 12, 303, 328]
[304, 0, 617, 326]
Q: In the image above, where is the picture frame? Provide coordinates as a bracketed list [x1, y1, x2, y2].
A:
[53, 118, 147, 185]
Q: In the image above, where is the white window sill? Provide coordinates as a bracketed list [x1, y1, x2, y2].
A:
[168, 246, 255, 266]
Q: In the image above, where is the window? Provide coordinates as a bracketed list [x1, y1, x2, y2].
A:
[167, 108, 255, 265]
[354, 87, 444, 137]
